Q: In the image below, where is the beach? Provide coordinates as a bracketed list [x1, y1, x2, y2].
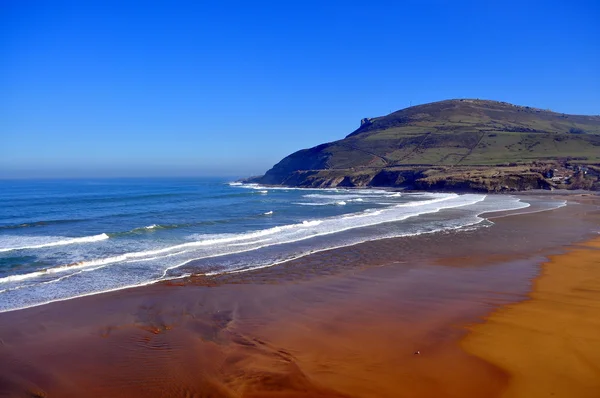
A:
[5, 1, 600, 396]
[0, 194, 599, 397]
[462, 234, 600, 395]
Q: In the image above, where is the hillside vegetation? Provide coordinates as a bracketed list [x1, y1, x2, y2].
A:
[250, 99, 600, 191]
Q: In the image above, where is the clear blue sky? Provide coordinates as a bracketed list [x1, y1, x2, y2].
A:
[1, 0, 599, 178]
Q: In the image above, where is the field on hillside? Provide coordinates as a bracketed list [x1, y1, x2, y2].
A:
[255, 99, 600, 190]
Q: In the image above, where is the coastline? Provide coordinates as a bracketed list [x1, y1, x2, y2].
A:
[0, 191, 530, 314]
[239, 180, 600, 197]
[0, 195, 598, 397]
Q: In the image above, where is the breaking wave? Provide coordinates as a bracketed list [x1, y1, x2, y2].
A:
[0, 185, 555, 313]
[0, 194, 477, 286]
[0, 233, 109, 253]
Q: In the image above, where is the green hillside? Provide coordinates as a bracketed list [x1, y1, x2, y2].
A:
[251, 99, 600, 191]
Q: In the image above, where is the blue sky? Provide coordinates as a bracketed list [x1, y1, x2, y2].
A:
[1, 0, 599, 178]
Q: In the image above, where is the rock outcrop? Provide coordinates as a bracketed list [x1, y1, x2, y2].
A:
[246, 99, 600, 192]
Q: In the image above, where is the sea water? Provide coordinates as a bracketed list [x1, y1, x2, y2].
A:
[0, 178, 560, 312]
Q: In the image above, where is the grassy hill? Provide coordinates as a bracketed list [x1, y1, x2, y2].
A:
[250, 99, 600, 191]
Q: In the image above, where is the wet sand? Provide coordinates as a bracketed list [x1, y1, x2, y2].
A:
[462, 236, 600, 398]
[0, 195, 599, 397]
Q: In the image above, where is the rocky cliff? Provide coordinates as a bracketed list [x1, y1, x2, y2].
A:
[248, 99, 600, 192]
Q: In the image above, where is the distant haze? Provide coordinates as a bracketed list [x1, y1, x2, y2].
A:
[1, 1, 598, 178]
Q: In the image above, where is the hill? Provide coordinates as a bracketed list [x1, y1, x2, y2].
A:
[248, 99, 600, 192]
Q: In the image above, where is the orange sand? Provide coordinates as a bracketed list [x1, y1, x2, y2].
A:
[462, 237, 600, 398]
[0, 260, 511, 398]
[2, 198, 599, 397]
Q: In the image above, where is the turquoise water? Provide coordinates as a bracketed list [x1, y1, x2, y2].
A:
[0, 178, 539, 312]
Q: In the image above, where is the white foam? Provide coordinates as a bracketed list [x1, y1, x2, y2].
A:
[220, 196, 530, 279]
[303, 193, 388, 200]
[156, 195, 486, 279]
[0, 233, 109, 253]
[301, 220, 323, 227]
[228, 238, 273, 247]
[295, 197, 365, 206]
[0, 218, 329, 284]
[264, 211, 274, 215]
[0, 278, 164, 314]
[483, 199, 565, 218]
[0, 271, 48, 283]
[0, 195, 458, 284]
[0, 193, 552, 313]
[210, 219, 485, 276]
[232, 183, 337, 192]
[394, 195, 457, 207]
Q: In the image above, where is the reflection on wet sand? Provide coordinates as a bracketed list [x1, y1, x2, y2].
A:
[463, 237, 600, 398]
[0, 195, 598, 397]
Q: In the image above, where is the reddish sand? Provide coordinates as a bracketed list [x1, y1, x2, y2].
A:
[0, 262, 516, 398]
[462, 237, 600, 398]
[0, 195, 598, 397]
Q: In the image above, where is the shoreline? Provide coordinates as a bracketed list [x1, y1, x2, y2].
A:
[237, 180, 600, 195]
[462, 236, 600, 397]
[0, 193, 569, 315]
[237, 179, 600, 194]
[0, 196, 599, 397]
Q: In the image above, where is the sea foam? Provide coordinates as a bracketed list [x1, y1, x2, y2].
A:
[0, 191, 551, 314]
[0, 233, 109, 253]
[0, 193, 474, 285]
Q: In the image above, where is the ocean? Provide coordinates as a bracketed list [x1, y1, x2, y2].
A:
[0, 178, 561, 313]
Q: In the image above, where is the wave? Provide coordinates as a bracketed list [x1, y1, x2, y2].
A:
[109, 222, 208, 237]
[294, 201, 348, 206]
[394, 195, 456, 207]
[0, 276, 164, 314]
[231, 183, 335, 191]
[0, 219, 327, 283]
[296, 193, 444, 207]
[0, 194, 552, 313]
[0, 194, 471, 285]
[111, 217, 263, 238]
[0, 218, 87, 230]
[125, 224, 166, 233]
[207, 218, 486, 277]
[264, 211, 274, 215]
[203, 196, 534, 277]
[228, 238, 273, 247]
[0, 233, 109, 254]
[295, 198, 364, 206]
[303, 193, 388, 200]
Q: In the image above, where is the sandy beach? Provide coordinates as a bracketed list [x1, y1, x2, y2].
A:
[462, 237, 600, 398]
[0, 195, 599, 398]
[4, 0, 599, 396]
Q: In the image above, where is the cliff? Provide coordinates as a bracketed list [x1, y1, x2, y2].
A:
[248, 99, 600, 192]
